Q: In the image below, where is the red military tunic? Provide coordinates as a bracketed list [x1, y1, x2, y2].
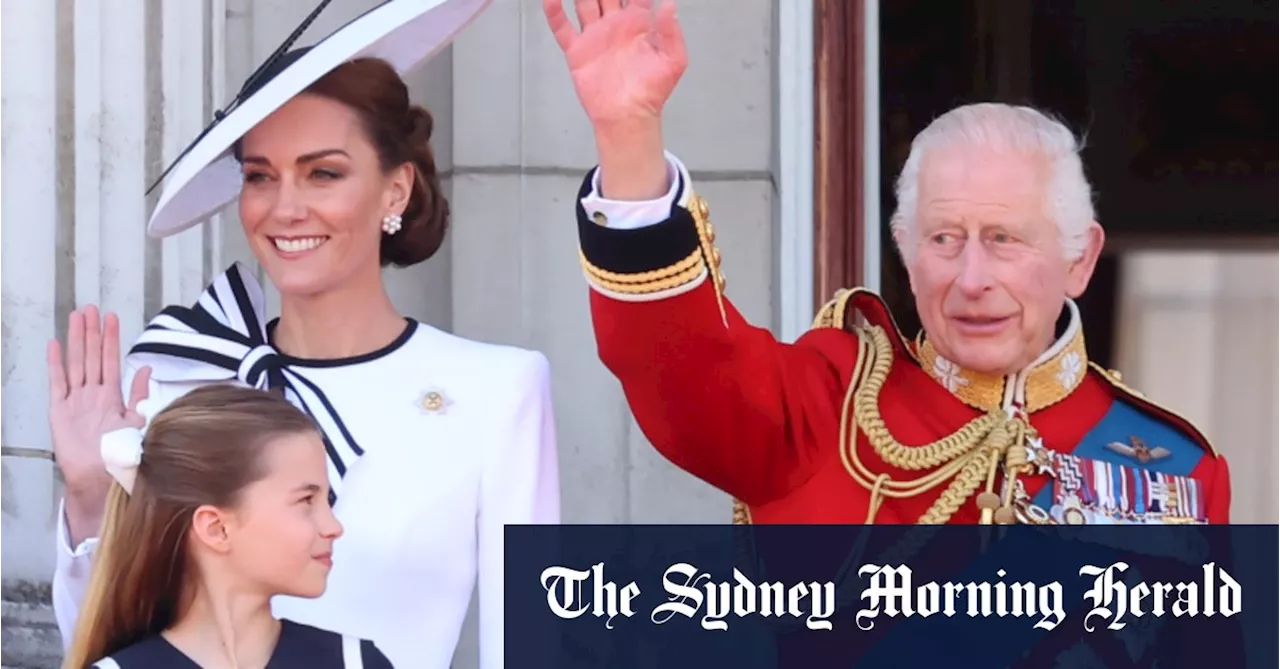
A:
[574, 164, 1231, 526]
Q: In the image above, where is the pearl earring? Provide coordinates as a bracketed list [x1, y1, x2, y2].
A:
[381, 213, 402, 235]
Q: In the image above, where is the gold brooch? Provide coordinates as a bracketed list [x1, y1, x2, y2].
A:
[418, 388, 452, 415]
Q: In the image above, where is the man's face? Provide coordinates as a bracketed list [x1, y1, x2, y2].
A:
[902, 144, 1103, 376]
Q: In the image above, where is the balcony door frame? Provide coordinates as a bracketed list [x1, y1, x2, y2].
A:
[814, 0, 878, 304]
[777, 0, 878, 340]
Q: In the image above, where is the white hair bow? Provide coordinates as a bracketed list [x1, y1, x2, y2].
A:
[100, 398, 160, 495]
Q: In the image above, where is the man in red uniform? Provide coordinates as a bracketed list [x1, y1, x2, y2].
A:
[544, 0, 1230, 526]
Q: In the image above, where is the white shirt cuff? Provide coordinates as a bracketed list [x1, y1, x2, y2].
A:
[57, 497, 99, 558]
[580, 151, 683, 230]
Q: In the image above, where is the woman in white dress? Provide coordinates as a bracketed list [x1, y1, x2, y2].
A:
[47, 2, 560, 667]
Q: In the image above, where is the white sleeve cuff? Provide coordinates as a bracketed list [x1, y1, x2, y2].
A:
[580, 151, 685, 230]
[56, 497, 99, 558]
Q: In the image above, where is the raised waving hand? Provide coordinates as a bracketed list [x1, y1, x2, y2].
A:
[544, 0, 688, 199]
[544, 0, 687, 129]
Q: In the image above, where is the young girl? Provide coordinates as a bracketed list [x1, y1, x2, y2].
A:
[63, 385, 392, 668]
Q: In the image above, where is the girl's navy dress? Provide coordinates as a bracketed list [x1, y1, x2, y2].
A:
[90, 619, 393, 668]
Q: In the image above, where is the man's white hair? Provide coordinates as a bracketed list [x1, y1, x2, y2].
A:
[889, 103, 1097, 263]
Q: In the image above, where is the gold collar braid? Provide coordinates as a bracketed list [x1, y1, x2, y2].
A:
[914, 300, 1089, 414]
[839, 325, 1036, 524]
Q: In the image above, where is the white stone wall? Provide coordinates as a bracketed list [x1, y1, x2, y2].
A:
[1, 0, 779, 665]
[1115, 250, 1280, 525]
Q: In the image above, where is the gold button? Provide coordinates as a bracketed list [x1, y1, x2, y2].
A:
[592, 211, 608, 226]
[422, 392, 444, 412]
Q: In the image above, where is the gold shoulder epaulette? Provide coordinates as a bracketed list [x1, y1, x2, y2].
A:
[810, 289, 857, 331]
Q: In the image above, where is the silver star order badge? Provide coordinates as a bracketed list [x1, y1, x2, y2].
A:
[1026, 436, 1057, 476]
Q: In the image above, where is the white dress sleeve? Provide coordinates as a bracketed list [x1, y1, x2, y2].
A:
[476, 352, 561, 669]
[52, 497, 98, 648]
[579, 151, 686, 230]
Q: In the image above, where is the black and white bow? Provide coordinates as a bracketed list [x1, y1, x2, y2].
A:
[127, 263, 364, 504]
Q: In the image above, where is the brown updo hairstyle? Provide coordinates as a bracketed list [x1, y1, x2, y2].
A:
[309, 58, 449, 267]
[237, 57, 450, 268]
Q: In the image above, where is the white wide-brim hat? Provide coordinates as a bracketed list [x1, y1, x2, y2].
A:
[146, 0, 490, 239]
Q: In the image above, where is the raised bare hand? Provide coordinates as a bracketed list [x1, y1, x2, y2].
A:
[544, 0, 688, 132]
[48, 306, 151, 493]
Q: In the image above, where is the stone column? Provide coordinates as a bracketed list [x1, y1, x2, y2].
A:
[0, 0, 60, 577]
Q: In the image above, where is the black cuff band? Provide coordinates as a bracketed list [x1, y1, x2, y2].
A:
[574, 168, 700, 275]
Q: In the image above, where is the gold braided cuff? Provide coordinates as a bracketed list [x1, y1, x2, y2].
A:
[580, 247, 708, 299]
[574, 156, 729, 321]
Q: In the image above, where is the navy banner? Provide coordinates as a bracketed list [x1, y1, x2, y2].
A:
[505, 524, 1277, 668]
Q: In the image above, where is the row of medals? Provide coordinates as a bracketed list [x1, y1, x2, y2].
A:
[998, 409, 1187, 526]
